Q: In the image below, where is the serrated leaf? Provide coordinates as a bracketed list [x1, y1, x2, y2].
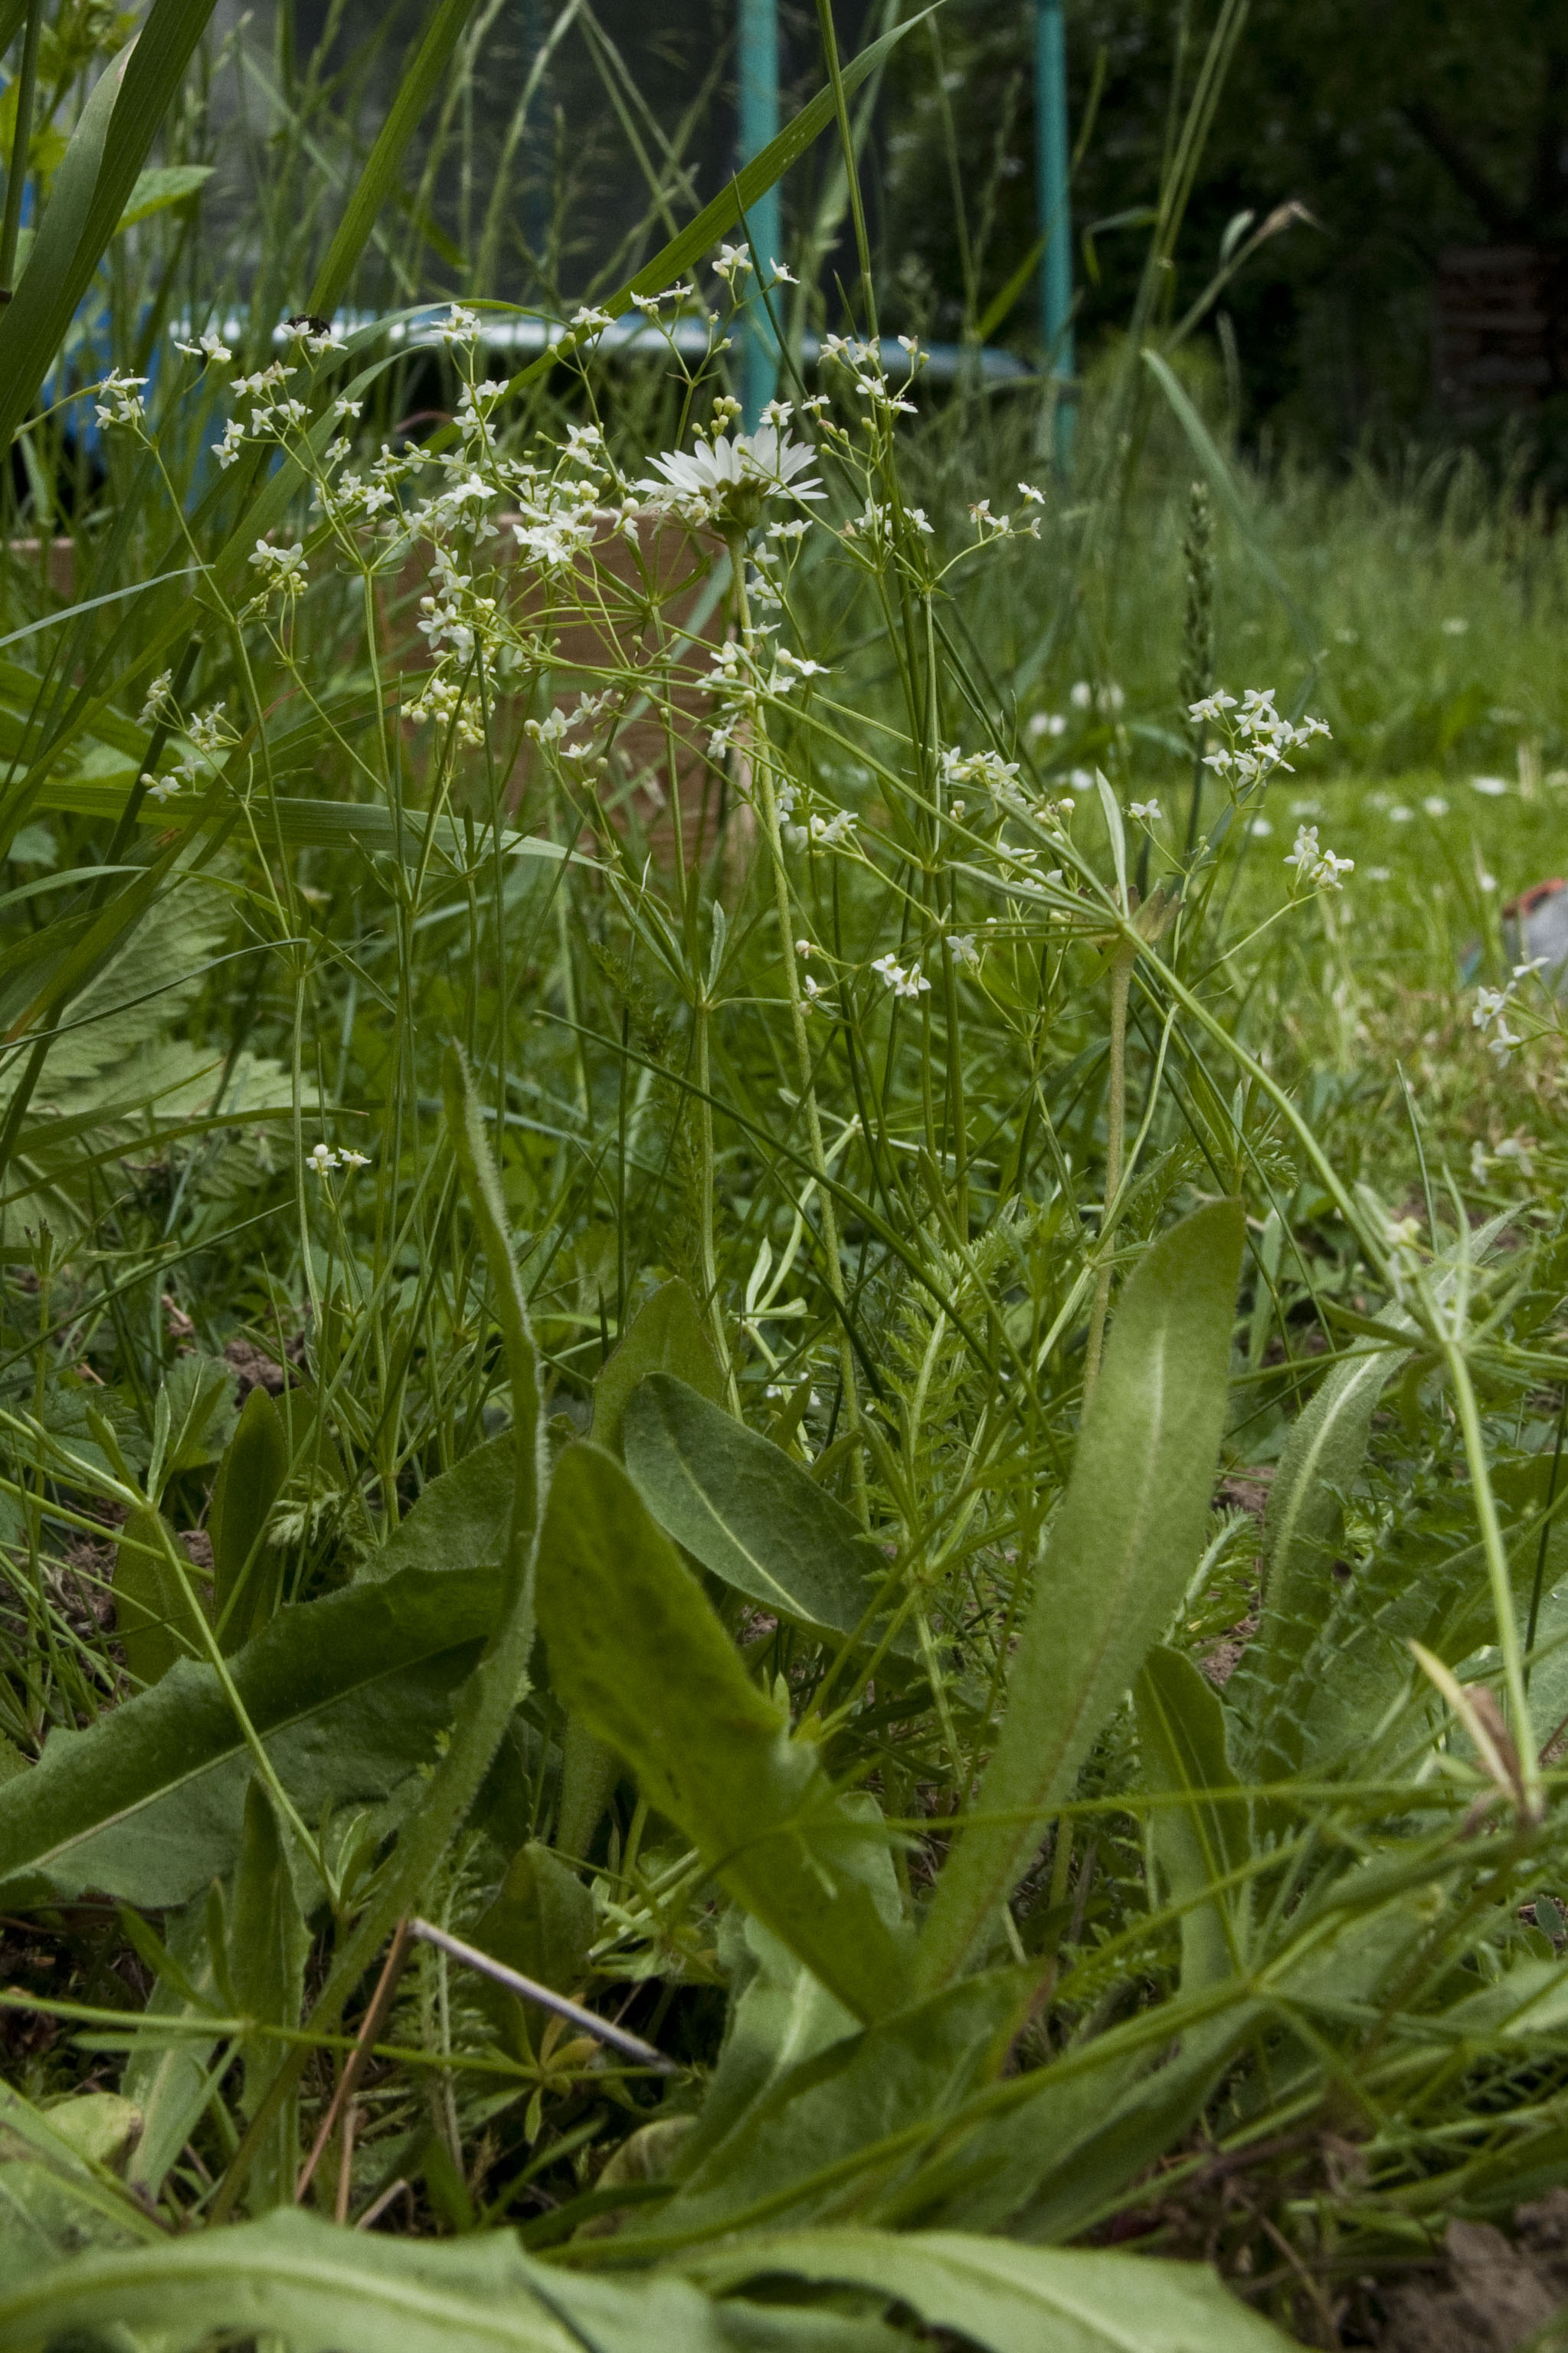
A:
[0, 1564, 501, 1907]
[915, 1202, 1246, 1994]
[536, 1440, 911, 2023]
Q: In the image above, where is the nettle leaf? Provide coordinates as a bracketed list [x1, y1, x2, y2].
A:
[915, 1202, 1245, 1994]
[535, 1440, 912, 2023]
[0, 2205, 896, 2351]
[0, 1565, 501, 1907]
[623, 1374, 904, 1649]
[687, 2227, 1295, 2351]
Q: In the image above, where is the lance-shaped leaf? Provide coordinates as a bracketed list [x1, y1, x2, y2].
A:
[686, 2227, 1295, 2351]
[0, 1565, 500, 1908]
[535, 1441, 911, 2023]
[0, 2204, 899, 2351]
[624, 1374, 903, 1647]
[915, 1201, 1245, 1994]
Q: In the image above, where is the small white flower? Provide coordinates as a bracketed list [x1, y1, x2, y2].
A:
[1472, 986, 1509, 1027]
[306, 1142, 339, 1176]
[571, 305, 614, 334]
[339, 1149, 372, 1170]
[175, 328, 233, 364]
[94, 370, 148, 428]
[1470, 1139, 1491, 1184]
[1471, 775, 1509, 798]
[248, 539, 307, 592]
[139, 670, 175, 729]
[808, 810, 856, 848]
[1488, 1021, 1521, 1060]
[1128, 799, 1161, 823]
[1423, 795, 1449, 817]
[870, 953, 931, 1000]
[715, 241, 751, 286]
[1495, 1135, 1534, 1172]
[1027, 711, 1066, 741]
[440, 304, 482, 344]
[144, 775, 181, 804]
[1250, 816, 1275, 838]
[1188, 691, 1237, 723]
[768, 257, 797, 284]
[1017, 482, 1046, 505]
[948, 932, 979, 968]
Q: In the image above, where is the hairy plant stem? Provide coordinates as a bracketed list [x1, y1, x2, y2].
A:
[730, 538, 865, 1519]
[1082, 944, 1134, 1407]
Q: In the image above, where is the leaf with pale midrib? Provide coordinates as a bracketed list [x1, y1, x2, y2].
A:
[0, 1564, 500, 1908]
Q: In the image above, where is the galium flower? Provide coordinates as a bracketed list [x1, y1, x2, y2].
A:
[175, 328, 232, 364]
[306, 1142, 339, 1176]
[870, 953, 931, 1000]
[1284, 823, 1353, 890]
[139, 670, 175, 729]
[1128, 799, 1161, 823]
[94, 371, 148, 428]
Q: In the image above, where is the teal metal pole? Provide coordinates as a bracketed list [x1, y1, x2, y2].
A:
[1035, 0, 1075, 469]
[738, 0, 781, 424]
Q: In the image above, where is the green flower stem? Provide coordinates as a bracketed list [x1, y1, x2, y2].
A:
[0, 0, 42, 300]
[730, 539, 865, 1516]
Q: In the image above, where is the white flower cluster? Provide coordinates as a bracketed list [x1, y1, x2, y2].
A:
[94, 370, 148, 428]
[1284, 823, 1354, 891]
[1196, 687, 1331, 790]
[1470, 962, 1547, 1063]
[870, 952, 931, 1000]
[247, 538, 308, 599]
[307, 1141, 372, 1177]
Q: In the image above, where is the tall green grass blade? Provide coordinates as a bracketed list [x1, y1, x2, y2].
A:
[0, 0, 223, 453]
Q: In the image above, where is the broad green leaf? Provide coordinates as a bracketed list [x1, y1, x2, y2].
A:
[686, 2227, 1295, 2351]
[536, 1440, 912, 2024]
[213, 1052, 552, 2220]
[591, 1280, 723, 1457]
[359, 1432, 512, 1583]
[123, 1893, 226, 2202]
[0, 2205, 889, 2350]
[116, 162, 214, 228]
[1134, 1647, 1251, 1993]
[210, 1386, 289, 1651]
[0, 1563, 501, 1907]
[473, 1838, 594, 2040]
[563, 1280, 724, 1853]
[0, 0, 224, 453]
[34, 2095, 140, 2173]
[226, 1778, 307, 2212]
[643, 1971, 1031, 2246]
[0, 2161, 155, 2297]
[623, 1374, 902, 1647]
[113, 1504, 202, 1687]
[915, 1201, 1245, 1994]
